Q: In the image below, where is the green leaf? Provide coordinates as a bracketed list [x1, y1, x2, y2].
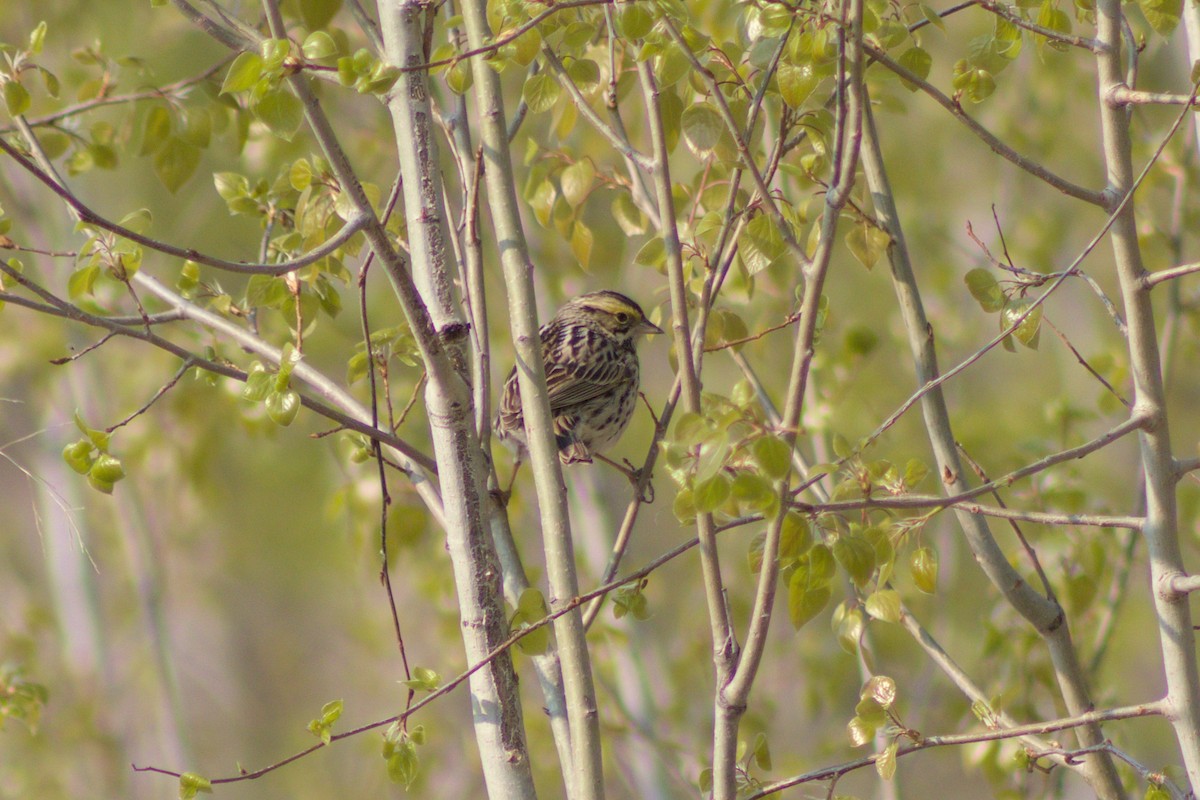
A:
[612, 192, 646, 236]
[522, 72, 560, 113]
[845, 222, 890, 269]
[751, 732, 771, 770]
[242, 364, 273, 402]
[570, 220, 593, 271]
[140, 105, 172, 156]
[62, 440, 94, 474]
[863, 675, 896, 708]
[1002, 298, 1042, 349]
[4, 82, 31, 117]
[260, 38, 292, 71]
[672, 487, 696, 523]
[788, 545, 834, 629]
[919, 3, 946, 30]
[681, 103, 724, 157]
[731, 471, 775, 513]
[740, 215, 788, 274]
[865, 589, 902, 623]
[856, 696, 887, 728]
[951, 61, 996, 102]
[512, 588, 551, 653]
[847, 715, 875, 747]
[178, 772, 212, 799]
[266, 389, 300, 426]
[1035, 0, 1074, 43]
[779, 511, 812, 560]
[616, 3, 655, 39]
[302, 31, 339, 60]
[964, 267, 1004, 312]
[67, 264, 100, 298]
[445, 61, 472, 94]
[613, 580, 650, 620]
[221, 51, 265, 94]
[693, 472, 731, 513]
[153, 137, 201, 193]
[835, 604, 865, 654]
[655, 47, 691, 87]
[253, 89, 304, 141]
[73, 411, 110, 450]
[910, 547, 938, 593]
[659, 89, 683, 153]
[385, 738, 420, 787]
[402, 667, 441, 692]
[788, 580, 830, 631]
[752, 435, 791, 480]
[307, 699, 343, 744]
[778, 60, 820, 108]
[511, 28, 543, 67]
[89, 453, 126, 484]
[297, 0, 343, 30]
[633, 236, 666, 268]
[28, 21, 48, 54]
[876, 740, 899, 780]
[834, 533, 876, 587]
[560, 160, 595, 208]
[1145, 782, 1172, 800]
[564, 58, 597, 92]
[897, 46, 932, 91]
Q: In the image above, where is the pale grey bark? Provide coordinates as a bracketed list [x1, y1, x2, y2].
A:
[859, 101, 1124, 798]
[368, 2, 538, 797]
[1095, 0, 1200, 788]
[457, 1, 605, 797]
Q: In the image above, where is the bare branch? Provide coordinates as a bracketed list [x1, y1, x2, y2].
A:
[744, 703, 1167, 800]
[864, 45, 1104, 206]
[1143, 260, 1200, 288]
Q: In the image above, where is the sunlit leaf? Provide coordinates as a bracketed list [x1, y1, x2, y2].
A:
[964, 268, 1004, 312]
[253, 89, 304, 141]
[522, 73, 560, 113]
[178, 772, 212, 799]
[221, 51, 264, 94]
[153, 137, 201, 193]
[876, 740, 899, 780]
[910, 547, 938, 593]
[834, 533, 876, 587]
[4, 82, 31, 117]
[681, 103, 724, 157]
[865, 589, 901, 623]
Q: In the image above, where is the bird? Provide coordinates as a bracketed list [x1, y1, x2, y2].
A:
[496, 290, 663, 466]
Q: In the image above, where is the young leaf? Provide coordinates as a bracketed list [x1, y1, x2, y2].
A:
[178, 772, 212, 799]
[752, 435, 791, 480]
[4, 82, 31, 117]
[910, 547, 938, 593]
[221, 51, 265, 94]
[253, 89, 304, 141]
[833, 533, 876, 587]
[876, 740, 899, 780]
[681, 103, 724, 157]
[865, 589, 902, 623]
[693, 472, 731, 513]
[863, 675, 897, 708]
[963, 268, 1004, 312]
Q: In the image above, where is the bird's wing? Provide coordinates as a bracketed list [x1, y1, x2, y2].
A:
[544, 355, 627, 410]
[539, 321, 628, 410]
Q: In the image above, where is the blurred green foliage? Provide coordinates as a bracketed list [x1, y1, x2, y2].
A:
[1, 0, 1198, 798]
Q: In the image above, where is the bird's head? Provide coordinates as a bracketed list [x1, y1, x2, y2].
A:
[563, 290, 663, 341]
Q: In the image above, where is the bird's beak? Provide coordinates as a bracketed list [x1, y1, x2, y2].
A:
[638, 317, 664, 336]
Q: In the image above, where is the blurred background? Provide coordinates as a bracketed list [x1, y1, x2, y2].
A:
[2, 1, 1200, 798]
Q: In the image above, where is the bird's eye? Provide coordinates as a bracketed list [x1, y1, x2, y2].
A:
[615, 311, 630, 324]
